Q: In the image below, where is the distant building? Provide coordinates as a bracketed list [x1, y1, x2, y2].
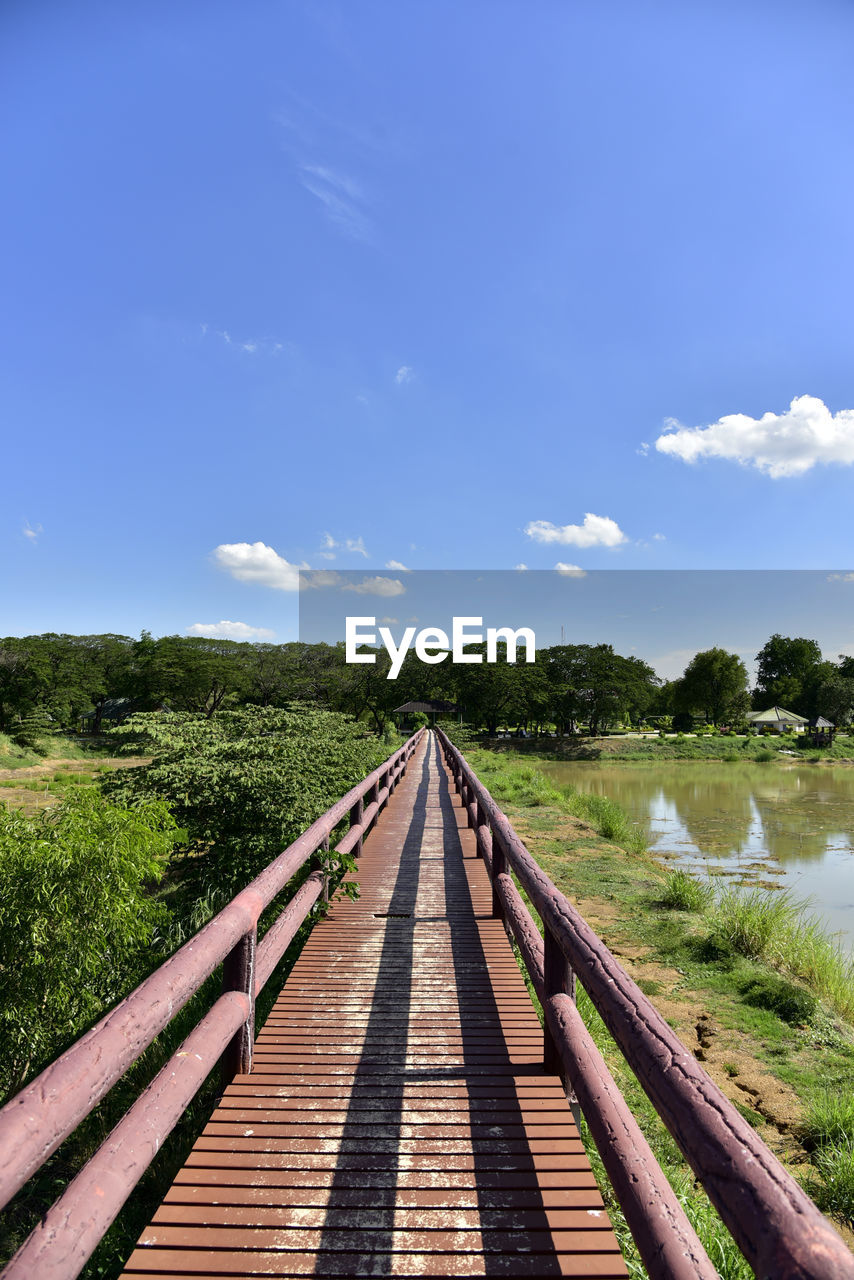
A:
[746, 706, 808, 734]
[808, 716, 836, 747]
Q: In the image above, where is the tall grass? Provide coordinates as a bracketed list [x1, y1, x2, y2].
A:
[467, 752, 649, 856]
[808, 1141, 854, 1227]
[661, 867, 713, 912]
[563, 789, 649, 855]
[802, 1091, 854, 1151]
[707, 886, 854, 1022]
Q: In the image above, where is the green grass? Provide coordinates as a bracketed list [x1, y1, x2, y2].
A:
[808, 1141, 854, 1227]
[802, 1091, 854, 1150]
[466, 750, 650, 859]
[486, 732, 854, 764]
[0, 733, 115, 770]
[706, 886, 854, 1023]
[661, 868, 713, 912]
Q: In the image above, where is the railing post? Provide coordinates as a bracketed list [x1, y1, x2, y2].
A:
[320, 834, 330, 904]
[543, 925, 575, 1078]
[491, 823, 506, 920]
[475, 800, 486, 857]
[221, 927, 257, 1084]
[350, 795, 364, 857]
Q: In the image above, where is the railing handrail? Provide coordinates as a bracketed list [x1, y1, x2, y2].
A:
[436, 727, 854, 1280]
[0, 727, 425, 1279]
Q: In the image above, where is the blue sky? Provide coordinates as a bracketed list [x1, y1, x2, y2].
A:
[3, 0, 854, 666]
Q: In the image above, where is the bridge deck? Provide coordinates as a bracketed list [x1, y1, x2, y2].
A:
[123, 734, 627, 1277]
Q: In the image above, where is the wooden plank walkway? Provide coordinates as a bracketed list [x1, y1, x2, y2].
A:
[123, 733, 627, 1278]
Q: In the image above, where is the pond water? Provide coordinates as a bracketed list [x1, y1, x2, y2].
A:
[540, 760, 854, 950]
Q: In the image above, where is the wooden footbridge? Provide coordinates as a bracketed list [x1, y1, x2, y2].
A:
[1, 730, 853, 1279]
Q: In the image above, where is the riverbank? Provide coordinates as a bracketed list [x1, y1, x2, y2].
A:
[465, 747, 854, 1270]
[483, 731, 854, 763]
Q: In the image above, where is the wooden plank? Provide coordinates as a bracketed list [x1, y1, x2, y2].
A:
[122, 735, 626, 1278]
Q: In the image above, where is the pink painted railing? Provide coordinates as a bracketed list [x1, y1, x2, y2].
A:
[437, 727, 854, 1280]
[0, 729, 424, 1280]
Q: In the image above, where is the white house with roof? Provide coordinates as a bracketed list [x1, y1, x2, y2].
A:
[746, 706, 808, 734]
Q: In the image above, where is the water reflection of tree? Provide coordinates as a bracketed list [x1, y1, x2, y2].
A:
[549, 763, 854, 866]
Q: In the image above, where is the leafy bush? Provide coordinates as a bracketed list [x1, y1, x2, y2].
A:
[436, 719, 481, 751]
[0, 791, 177, 1100]
[105, 706, 389, 908]
[12, 710, 52, 754]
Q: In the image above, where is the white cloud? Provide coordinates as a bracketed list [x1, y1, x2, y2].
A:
[380, 616, 398, 624]
[828, 572, 854, 582]
[515, 563, 528, 571]
[342, 576, 406, 597]
[637, 442, 650, 456]
[319, 532, 368, 559]
[301, 569, 344, 589]
[202, 326, 285, 357]
[186, 620, 275, 641]
[213, 542, 308, 591]
[395, 365, 413, 385]
[654, 395, 854, 478]
[299, 164, 372, 241]
[652, 532, 666, 541]
[555, 563, 586, 577]
[22, 521, 42, 543]
[526, 514, 627, 548]
[385, 559, 410, 571]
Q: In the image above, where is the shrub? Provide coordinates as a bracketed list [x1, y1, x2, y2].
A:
[0, 791, 177, 1099]
[105, 706, 388, 909]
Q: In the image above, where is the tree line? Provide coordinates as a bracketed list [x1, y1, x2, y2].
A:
[2, 629, 854, 737]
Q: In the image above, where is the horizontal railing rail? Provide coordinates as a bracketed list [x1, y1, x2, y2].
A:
[0, 728, 425, 1280]
[436, 727, 854, 1280]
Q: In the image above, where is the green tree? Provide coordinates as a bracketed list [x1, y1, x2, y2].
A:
[675, 648, 750, 726]
[754, 634, 824, 715]
[544, 644, 658, 735]
[815, 673, 854, 727]
[0, 791, 176, 1099]
[105, 705, 389, 908]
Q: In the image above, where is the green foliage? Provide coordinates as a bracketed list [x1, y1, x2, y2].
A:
[12, 709, 53, 753]
[379, 719, 402, 747]
[661, 868, 713, 912]
[435, 718, 480, 751]
[807, 1141, 854, 1228]
[802, 1091, 854, 1151]
[566, 790, 648, 854]
[466, 751, 649, 855]
[0, 791, 177, 1100]
[754, 633, 827, 718]
[706, 886, 854, 1022]
[409, 711, 430, 731]
[674, 648, 750, 726]
[739, 974, 818, 1025]
[105, 705, 388, 910]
